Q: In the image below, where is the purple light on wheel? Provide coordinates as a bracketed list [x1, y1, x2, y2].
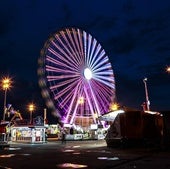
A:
[38, 28, 116, 125]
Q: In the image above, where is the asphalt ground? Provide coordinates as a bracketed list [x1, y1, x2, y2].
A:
[0, 140, 170, 169]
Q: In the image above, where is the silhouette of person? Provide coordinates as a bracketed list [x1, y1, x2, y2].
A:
[61, 128, 66, 144]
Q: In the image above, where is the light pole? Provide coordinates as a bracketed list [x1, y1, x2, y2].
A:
[28, 104, 35, 124]
[2, 77, 11, 121]
[143, 78, 150, 111]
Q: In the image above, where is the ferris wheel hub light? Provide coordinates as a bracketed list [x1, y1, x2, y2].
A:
[84, 68, 92, 80]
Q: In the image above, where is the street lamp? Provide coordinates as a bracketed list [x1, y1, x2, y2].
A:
[28, 103, 35, 124]
[77, 96, 84, 105]
[166, 66, 170, 73]
[143, 78, 150, 111]
[109, 102, 119, 111]
[1, 77, 12, 121]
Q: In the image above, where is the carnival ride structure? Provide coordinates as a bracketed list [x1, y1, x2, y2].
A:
[38, 28, 116, 127]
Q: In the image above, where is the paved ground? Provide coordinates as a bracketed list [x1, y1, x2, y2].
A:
[0, 140, 170, 169]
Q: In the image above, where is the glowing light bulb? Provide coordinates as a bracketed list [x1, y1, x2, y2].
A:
[84, 68, 92, 80]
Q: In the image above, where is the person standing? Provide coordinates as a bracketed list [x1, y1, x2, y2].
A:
[61, 127, 66, 144]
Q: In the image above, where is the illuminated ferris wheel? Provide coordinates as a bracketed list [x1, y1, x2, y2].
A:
[38, 28, 116, 125]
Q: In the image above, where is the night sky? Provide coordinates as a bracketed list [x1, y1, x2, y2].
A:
[0, 0, 170, 121]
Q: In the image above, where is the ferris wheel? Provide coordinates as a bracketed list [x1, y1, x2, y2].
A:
[38, 28, 116, 125]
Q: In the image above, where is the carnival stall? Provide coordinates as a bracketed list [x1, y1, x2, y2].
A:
[10, 116, 46, 143]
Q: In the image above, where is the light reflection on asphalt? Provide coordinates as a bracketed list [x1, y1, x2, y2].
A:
[72, 152, 81, 154]
[0, 165, 12, 169]
[0, 154, 15, 158]
[72, 145, 80, 148]
[56, 163, 88, 168]
[5, 147, 21, 150]
[20, 154, 31, 156]
[86, 150, 111, 154]
[107, 157, 119, 160]
[62, 149, 75, 152]
[97, 157, 108, 160]
[98, 156, 119, 161]
[0, 153, 31, 158]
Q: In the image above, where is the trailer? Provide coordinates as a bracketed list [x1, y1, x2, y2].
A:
[102, 110, 163, 148]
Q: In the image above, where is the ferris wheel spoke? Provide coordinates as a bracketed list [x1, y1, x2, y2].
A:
[66, 29, 82, 65]
[70, 101, 79, 124]
[48, 76, 80, 89]
[51, 41, 75, 64]
[53, 85, 75, 101]
[70, 87, 84, 124]
[58, 91, 75, 109]
[51, 45, 79, 70]
[53, 79, 82, 100]
[83, 31, 88, 67]
[93, 71, 114, 78]
[55, 33, 81, 66]
[90, 50, 105, 70]
[92, 90, 107, 112]
[83, 86, 97, 123]
[47, 48, 78, 71]
[60, 31, 81, 66]
[77, 29, 84, 62]
[46, 53, 77, 71]
[93, 68, 113, 77]
[89, 39, 97, 67]
[89, 40, 99, 69]
[47, 73, 80, 81]
[92, 57, 109, 71]
[72, 28, 84, 64]
[61, 31, 82, 66]
[66, 81, 83, 123]
[91, 81, 114, 111]
[92, 76, 115, 89]
[47, 61, 78, 73]
[51, 39, 75, 64]
[46, 65, 79, 75]
[94, 71, 114, 76]
[94, 74, 115, 83]
[91, 41, 102, 66]
[91, 79, 114, 99]
[87, 82, 102, 117]
[50, 43, 79, 70]
[86, 34, 93, 67]
[49, 76, 79, 92]
[59, 88, 79, 111]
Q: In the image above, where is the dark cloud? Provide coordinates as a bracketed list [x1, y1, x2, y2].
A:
[107, 31, 137, 54]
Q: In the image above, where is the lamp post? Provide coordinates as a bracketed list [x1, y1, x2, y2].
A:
[143, 78, 150, 111]
[28, 104, 35, 124]
[2, 77, 11, 121]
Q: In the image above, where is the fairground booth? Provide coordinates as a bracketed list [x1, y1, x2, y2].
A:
[10, 116, 46, 143]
